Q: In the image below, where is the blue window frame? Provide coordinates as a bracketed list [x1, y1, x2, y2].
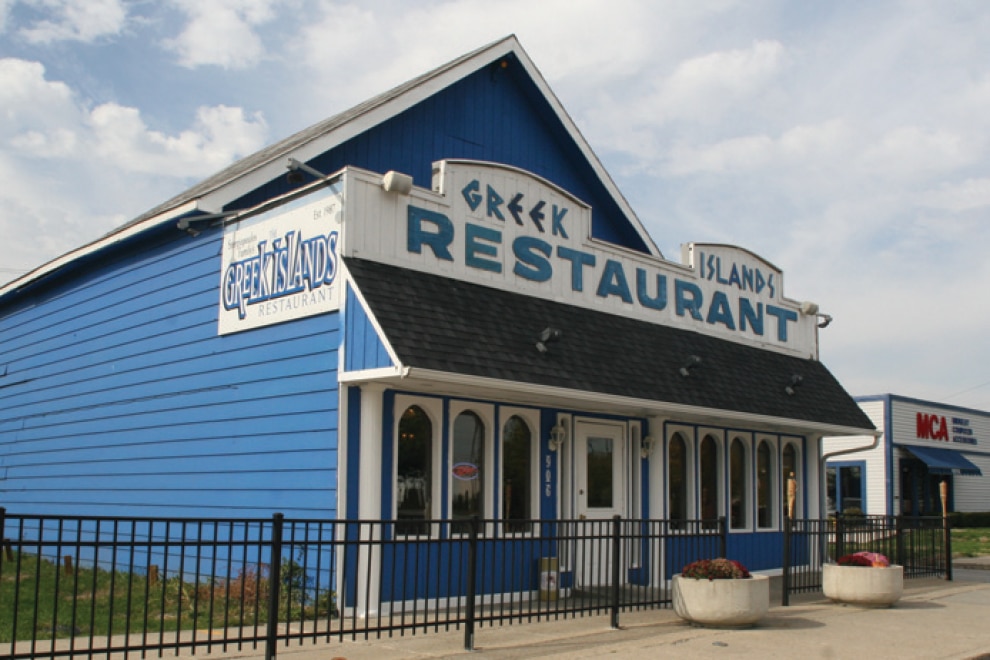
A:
[826, 460, 866, 515]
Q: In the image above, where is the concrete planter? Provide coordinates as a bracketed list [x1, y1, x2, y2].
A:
[823, 563, 903, 608]
[672, 574, 770, 628]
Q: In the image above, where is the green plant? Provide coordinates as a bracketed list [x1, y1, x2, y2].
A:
[680, 558, 750, 580]
[950, 528, 990, 557]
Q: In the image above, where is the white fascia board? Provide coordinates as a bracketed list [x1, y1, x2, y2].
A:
[0, 200, 201, 300]
[339, 366, 409, 383]
[399, 368, 874, 438]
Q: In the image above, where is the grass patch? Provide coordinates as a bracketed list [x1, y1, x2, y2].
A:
[0, 551, 335, 644]
[952, 527, 990, 558]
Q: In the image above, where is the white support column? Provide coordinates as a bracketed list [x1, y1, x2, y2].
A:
[808, 433, 824, 519]
[647, 415, 667, 587]
[355, 383, 384, 618]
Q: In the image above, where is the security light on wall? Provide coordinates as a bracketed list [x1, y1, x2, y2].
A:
[548, 419, 568, 452]
[286, 157, 328, 180]
[800, 301, 833, 329]
[176, 210, 240, 236]
[382, 170, 414, 194]
[679, 354, 702, 377]
[536, 327, 562, 354]
[640, 435, 656, 459]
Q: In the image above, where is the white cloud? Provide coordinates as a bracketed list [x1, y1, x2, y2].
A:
[0, 58, 268, 176]
[164, 0, 281, 69]
[0, 57, 269, 277]
[860, 126, 977, 180]
[18, 0, 127, 43]
[918, 178, 990, 212]
[662, 40, 786, 118]
[0, 0, 13, 32]
[87, 103, 268, 176]
[288, 0, 724, 120]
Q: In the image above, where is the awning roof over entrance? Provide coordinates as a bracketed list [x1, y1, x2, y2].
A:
[900, 445, 983, 476]
[345, 258, 875, 434]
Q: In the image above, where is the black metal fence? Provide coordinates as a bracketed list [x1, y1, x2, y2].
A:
[781, 514, 950, 605]
[0, 509, 726, 659]
[1, 508, 955, 658]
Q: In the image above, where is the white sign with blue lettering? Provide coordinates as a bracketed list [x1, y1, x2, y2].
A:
[342, 160, 817, 356]
[218, 183, 343, 335]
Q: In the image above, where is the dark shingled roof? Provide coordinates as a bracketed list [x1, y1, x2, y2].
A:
[345, 258, 875, 432]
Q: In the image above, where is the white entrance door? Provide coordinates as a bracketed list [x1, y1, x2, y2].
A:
[573, 421, 627, 588]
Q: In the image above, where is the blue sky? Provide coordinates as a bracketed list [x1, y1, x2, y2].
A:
[2, 0, 989, 410]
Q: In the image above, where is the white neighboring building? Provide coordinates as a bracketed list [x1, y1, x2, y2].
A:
[824, 394, 988, 516]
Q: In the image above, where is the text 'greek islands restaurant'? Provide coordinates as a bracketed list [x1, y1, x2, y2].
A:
[0, 37, 873, 586]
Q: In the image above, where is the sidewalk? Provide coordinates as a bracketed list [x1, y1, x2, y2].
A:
[241, 575, 990, 660]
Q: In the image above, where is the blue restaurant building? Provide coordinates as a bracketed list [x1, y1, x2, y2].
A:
[0, 36, 874, 592]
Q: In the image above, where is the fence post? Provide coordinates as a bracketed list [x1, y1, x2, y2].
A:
[895, 515, 905, 568]
[835, 514, 845, 561]
[266, 513, 284, 660]
[464, 515, 479, 651]
[610, 515, 622, 630]
[719, 516, 727, 559]
[0, 507, 6, 564]
[941, 480, 952, 581]
[781, 514, 791, 606]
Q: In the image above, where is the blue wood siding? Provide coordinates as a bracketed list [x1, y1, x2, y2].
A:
[726, 531, 785, 571]
[228, 54, 650, 254]
[343, 285, 392, 371]
[0, 226, 339, 518]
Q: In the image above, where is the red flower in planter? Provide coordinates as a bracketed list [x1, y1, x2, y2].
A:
[681, 558, 751, 580]
[837, 551, 890, 567]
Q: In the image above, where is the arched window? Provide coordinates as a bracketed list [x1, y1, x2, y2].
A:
[730, 437, 750, 530]
[757, 439, 775, 528]
[502, 415, 532, 532]
[699, 434, 721, 526]
[668, 433, 688, 528]
[396, 405, 433, 535]
[452, 410, 485, 527]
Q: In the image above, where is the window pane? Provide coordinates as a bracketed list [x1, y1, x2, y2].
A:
[840, 466, 863, 513]
[452, 411, 485, 525]
[397, 405, 432, 535]
[700, 435, 719, 522]
[669, 434, 687, 526]
[586, 436, 613, 508]
[730, 438, 747, 529]
[757, 441, 772, 528]
[502, 416, 532, 532]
